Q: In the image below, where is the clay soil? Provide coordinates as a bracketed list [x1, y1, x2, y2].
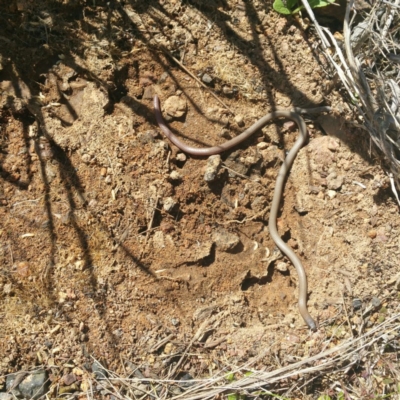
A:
[1, 0, 399, 398]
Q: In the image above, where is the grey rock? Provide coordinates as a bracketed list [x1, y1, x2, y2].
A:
[352, 298, 362, 310]
[202, 74, 213, 84]
[212, 228, 240, 252]
[7, 370, 49, 400]
[171, 318, 180, 326]
[204, 155, 222, 182]
[371, 297, 381, 308]
[92, 361, 108, 380]
[179, 373, 195, 389]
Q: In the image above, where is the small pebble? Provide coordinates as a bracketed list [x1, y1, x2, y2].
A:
[81, 154, 91, 163]
[204, 154, 222, 182]
[92, 361, 108, 380]
[212, 227, 240, 252]
[352, 298, 362, 310]
[275, 261, 288, 272]
[257, 142, 268, 150]
[202, 73, 213, 84]
[171, 318, 180, 326]
[234, 114, 245, 127]
[169, 171, 182, 181]
[176, 153, 187, 162]
[222, 86, 233, 95]
[327, 190, 337, 199]
[368, 229, 377, 239]
[163, 197, 177, 212]
[371, 297, 381, 308]
[164, 95, 187, 118]
[327, 173, 344, 190]
[100, 167, 107, 177]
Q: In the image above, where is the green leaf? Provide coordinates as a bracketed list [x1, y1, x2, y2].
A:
[273, 0, 335, 15]
[227, 395, 238, 400]
[308, 0, 336, 8]
[273, 0, 292, 15]
[317, 396, 332, 400]
[226, 372, 235, 382]
[337, 392, 345, 400]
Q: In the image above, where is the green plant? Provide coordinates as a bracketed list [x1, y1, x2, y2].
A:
[273, 0, 335, 15]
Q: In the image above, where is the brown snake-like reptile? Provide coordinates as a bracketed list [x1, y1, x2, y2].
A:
[154, 94, 323, 330]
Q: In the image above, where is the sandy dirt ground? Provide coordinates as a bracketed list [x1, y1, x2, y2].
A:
[0, 0, 399, 398]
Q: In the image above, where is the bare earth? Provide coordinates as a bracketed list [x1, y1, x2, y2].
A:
[0, 0, 399, 398]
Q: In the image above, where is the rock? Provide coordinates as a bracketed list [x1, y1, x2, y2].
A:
[327, 173, 344, 190]
[352, 298, 362, 310]
[201, 73, 213, 84]
[368, 230, 377, 239]
[8, 370, 49, 399]
[62, 373, 77, 386]
[163, 197, 177, 212]
[171, 318, 180, 326]
[257, 141, 268, 150]
[327, 190, 337, 199]
[92, 361, 108, 380]
[163, 96, 187, 118]
[223, 86, 233, 95]
[308, 136, 339, 166]
[81, 153, 91, 163]
[260, 145, 281, 164]
[275, 261, 288, 272]
[224, 152, 249, 177]
[234, 114, 245, 127]
[176, 153, 187, 162]
[142, 85, 155, 100]
[371, 297, 381, 308]
[212, 227, 240, 252]
[169, 171, 182, 181]
[204, 154, 222, 182]
[0, 393, 13, 400]
[179, 373, 195, 388]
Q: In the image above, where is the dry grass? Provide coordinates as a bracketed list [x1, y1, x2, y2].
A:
[303, 0, 400, 195]
[58, 309, 400, 400]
